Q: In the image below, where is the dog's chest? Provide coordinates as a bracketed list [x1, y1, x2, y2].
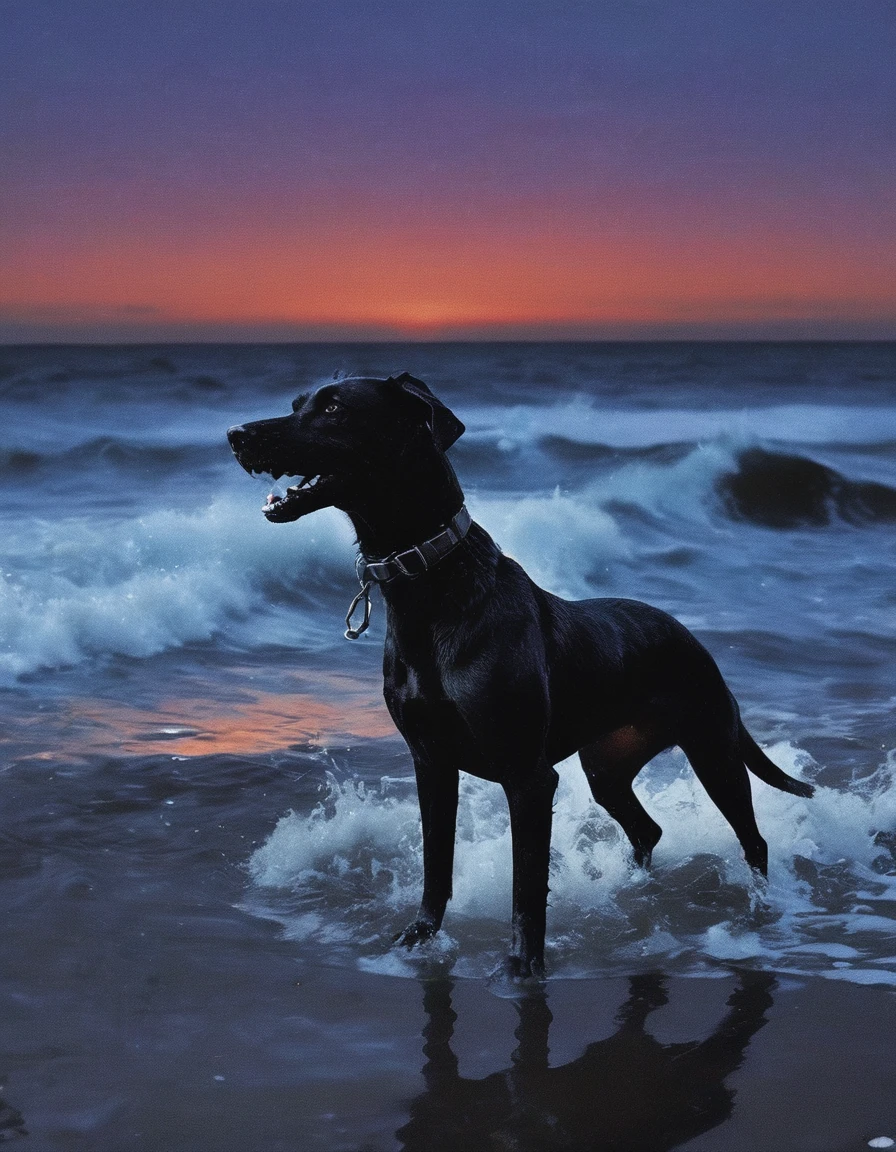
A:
[385, 606, 464, 681]
[386, 649, 448, 704]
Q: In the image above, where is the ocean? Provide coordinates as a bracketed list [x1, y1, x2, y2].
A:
[1, 342, 894, 1150]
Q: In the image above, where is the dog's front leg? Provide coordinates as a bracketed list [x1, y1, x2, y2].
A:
[394, 760, 459, 948]
[503, 764, 558, 980]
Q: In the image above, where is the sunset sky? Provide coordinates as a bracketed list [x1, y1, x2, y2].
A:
[2, 1, 894, 341]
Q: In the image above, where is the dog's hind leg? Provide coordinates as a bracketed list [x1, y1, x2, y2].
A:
[579, 729, 665, 868]
[679, 734, 768, 876]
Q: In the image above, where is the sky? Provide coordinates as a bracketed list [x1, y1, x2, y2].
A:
[1, 0, 895, 341]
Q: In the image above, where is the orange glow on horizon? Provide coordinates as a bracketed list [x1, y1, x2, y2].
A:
[3, 190, 894, 335]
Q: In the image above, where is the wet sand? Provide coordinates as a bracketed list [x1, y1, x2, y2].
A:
[2, 791, 893, 1152]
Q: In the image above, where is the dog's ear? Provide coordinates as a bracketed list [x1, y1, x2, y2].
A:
[389, 373, 465, 451]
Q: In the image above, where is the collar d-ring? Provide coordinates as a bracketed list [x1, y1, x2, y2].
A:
[344, 580, 373, 639]
[343, 505, 472, 640]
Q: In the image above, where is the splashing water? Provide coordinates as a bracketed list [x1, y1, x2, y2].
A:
[245, 744, 896, 985]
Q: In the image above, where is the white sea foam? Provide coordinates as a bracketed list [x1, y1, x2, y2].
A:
[246, 743, 896, 984]
[583, 441, 733, 523]
[0, 496, 355, 681]
[465, 401, 896, 450]
[468, 491, 631, 597]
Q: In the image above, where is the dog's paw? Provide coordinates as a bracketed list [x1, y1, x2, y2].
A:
[499, 954, 545, 982]
[393, 919, 438, 949]
[486, 954, 547, 994]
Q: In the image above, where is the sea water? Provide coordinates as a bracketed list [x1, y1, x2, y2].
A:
[1, 341, 894, 993]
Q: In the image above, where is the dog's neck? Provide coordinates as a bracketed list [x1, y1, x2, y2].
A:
[343, 448, 465, 561]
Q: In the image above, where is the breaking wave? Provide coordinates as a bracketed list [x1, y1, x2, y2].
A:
[0, 497, 356, 682]
[2, 426, 893, 680]
[716, 447, 896, 527]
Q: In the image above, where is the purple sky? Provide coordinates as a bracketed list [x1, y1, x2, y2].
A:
[2, 0, 894, 340]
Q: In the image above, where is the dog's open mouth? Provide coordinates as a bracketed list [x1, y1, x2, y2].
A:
[262, 472, 340, 521]
[227, 427, 345, 522]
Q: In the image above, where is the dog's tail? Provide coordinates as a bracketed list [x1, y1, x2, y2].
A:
[740, 723, 814, 797]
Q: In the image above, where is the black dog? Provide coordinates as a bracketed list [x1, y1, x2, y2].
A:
[228, 373, 813, 978]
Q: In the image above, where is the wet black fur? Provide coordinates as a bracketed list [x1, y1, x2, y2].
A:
[228, 374, 813, 979]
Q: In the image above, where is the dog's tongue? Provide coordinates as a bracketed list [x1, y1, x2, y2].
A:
[264, 479, 288, 508]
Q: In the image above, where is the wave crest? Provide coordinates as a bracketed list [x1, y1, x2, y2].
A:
[717, 447, 896, 528]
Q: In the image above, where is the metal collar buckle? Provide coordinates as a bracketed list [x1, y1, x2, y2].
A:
[393, 546, 426, 577]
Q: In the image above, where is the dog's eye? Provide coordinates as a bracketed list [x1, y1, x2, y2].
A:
[324, 403, 340, 414]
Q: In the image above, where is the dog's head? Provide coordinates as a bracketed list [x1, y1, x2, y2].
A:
[226, 373, 465, 522]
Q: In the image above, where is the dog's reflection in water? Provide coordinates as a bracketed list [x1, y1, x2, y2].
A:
[398, 971, 774, 1152]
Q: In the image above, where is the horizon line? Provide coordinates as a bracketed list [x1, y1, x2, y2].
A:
[3, 324, 896, 345]
[4, 338, 896, 347]
[3, 332, 895, 346]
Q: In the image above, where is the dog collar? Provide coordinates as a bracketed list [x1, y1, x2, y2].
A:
[344, 505, 472, 639]
[358, 505, 472, 585]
